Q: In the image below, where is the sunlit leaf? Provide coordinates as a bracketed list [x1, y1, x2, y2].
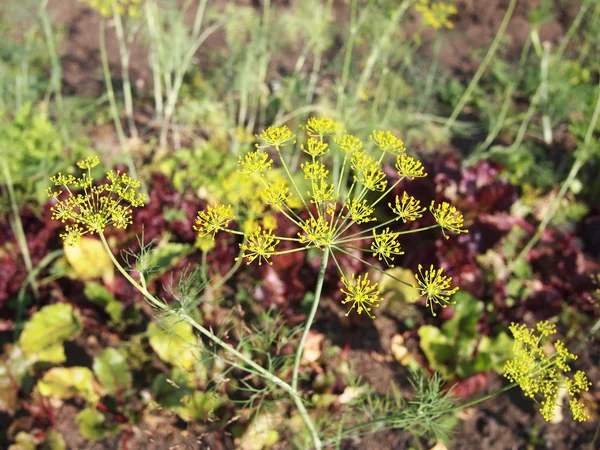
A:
[36, 367, 99, 403]
[93, 348, 132, 396]
[19, 303, 82, 363]
[64, 236, 113, 280]
[147, 318, 200, 370]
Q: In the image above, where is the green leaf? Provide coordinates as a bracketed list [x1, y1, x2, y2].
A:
[84, 282, 123, 323]
[418, 325, 452, 378]
[76, 408, 117, 440]
[40, 431, 66, 450]
[478, 331, 514, 373]
[93, 348, 132, 396]
[64, 237, 113, 281]
[148, 318, 200, 370]
[442, 292, 483, 341]
[8, 432, 37, 450]
[152, 368, 190, 409]
[36, 367, 98, 403]
[19, 303, 82, 363]
[143, 242, 193, 281]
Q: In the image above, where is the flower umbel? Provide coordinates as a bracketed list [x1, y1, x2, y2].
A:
[194, 204, 235, 237]
[194, 118, 467, 319]
[257, 125, 296, 148]
[430, 201, 468, 239]
[370, 130, 406, 154]
[47, 156, 145, 246]
[413, 264, 458, 316]
[237, 228, 280, 266]
[390, 192, 426, 223]
[340, 273, 383, 319]
[503, 321, 592, 422]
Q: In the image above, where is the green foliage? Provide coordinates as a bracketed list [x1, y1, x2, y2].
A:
[84, 282, 124, 325]
[36, 366, 98, 403]
[419, 293, 513, 379]
[93, 348, 132, 396]
[19, 303, 82, 363]
[76, 408, 118, 440]
[148, 317, 200, 370]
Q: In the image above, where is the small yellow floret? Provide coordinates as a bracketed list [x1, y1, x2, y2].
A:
[340, 273, 383, 319]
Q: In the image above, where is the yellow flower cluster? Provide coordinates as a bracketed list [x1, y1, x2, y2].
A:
[415, 0, 458, 30]
[47, 156, 145, 246]
[503, 321, 592, 422]
[412, 264, 458, 316]
[194, 118, 467, 318]
[78, 0, 143, 17]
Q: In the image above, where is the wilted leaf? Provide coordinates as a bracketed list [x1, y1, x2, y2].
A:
[19, 303, 82, 363]
[37, 367, 99, 403]
[64, 237, 113, 280]
[148, 318, 199, 370]
[390, 334, 416, 366]
[76, 408, 117, 440]
[93, 348, 132, 395]
[302, 331, 324, 363]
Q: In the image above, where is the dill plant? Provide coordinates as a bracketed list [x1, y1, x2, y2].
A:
[47, 123, 592, 448]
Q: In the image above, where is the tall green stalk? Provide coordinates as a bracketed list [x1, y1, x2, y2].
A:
[291, 248, 330, 392]
[443, 0, 516, 133]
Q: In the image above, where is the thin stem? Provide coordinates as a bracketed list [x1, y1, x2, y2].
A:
[291, 247, 330, 392]
[99, 19, 126, 145]
[510, 79, 600, 272]
[113, 11, 138, 138]
[332, 382, 518, 441]
[2, 161, 38, 299]
[39, 0, 70, 145]
[443, 0, 516, 133]
[99, 232, 322, 449]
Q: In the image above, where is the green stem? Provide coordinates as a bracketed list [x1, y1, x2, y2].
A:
[99, 19, 126, 145]
[113, 11, 138, 139]
[510, 79, 600, 272]
[443, 0, 516, 133]
[2, 161, 38, 299]
[99, 232, 322, 449]
[291, 247, 330, 392]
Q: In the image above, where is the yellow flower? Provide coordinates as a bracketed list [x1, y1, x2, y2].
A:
[48, 157, 146, 246]
[298, 216, 333, 249]
[340, 273, 383, 319]
[310, 180, 336, 204]
[237, 228, 280, 266]
[503, 321, 592, 423]
[370, 130, 405, 154]
[395, 154, 427, 179]
[389, 192, 426, 222]
[257, 125, 296, 148]
[301, 138, 329, 157]
[305, 117, 339, 137]
[358, 163, 387, 192]
[78, 0, 143, 17]
[239, 149, 273, 177]
[335, 133, 363, 154]
[261, 182, 291, 209]
[371, 228, 404, 267]
[344, 199, 376, 224]
[194, 204, 235, 238]
[301, 161, 329, 181]
[430, 201, 468, 239]
[412, 264, 458, 316]
[415, 0, 457, 30]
